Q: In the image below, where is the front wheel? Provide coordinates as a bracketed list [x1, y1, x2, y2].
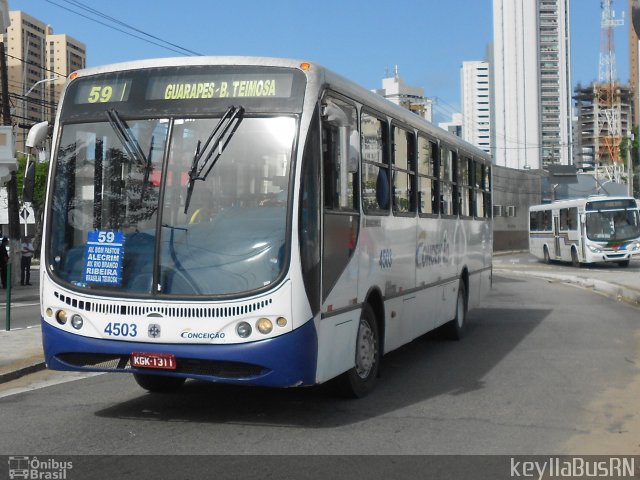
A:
[133, 373, 186, 392]
[334, 303, 380, 398]
[543, 246, 551, 264]
[571, 248, 580, 268]
[443, 281, 467, 340]
[617, 259, 630, 268]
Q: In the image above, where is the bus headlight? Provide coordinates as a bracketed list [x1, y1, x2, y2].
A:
[256, 318, 273, 334]
[236, 321, 252, 338]
[276, 317, 287, 327]
[71, 314, 84, 330]
[587, 245, 602, 253]
[55, 310, 68, 325]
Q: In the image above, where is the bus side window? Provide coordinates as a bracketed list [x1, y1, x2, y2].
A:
[321, 97, 358, 212]
[530, 211, 538, 231]
[417, 136, 438, 215]
[440, 146, 453, 215]
[568, 208, 578, 230]
[361, 111, 389, 214]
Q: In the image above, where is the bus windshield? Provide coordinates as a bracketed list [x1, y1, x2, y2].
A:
[48, 114, 296, 297]
[585, 209, 640, 242]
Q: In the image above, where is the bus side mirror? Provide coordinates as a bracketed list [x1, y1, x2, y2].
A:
[26, 121, 49, 149]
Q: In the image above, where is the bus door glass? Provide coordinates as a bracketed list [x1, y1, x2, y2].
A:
[320, 95, 359, 301]
[554, 214, 561, 257]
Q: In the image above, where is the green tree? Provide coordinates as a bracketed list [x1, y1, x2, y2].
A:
[15, 154, 49, 257]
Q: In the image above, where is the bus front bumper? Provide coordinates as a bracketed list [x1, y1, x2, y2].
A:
[41, 319, 318, 388]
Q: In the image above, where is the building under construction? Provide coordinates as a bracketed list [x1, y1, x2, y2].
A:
[573, 82, 633, 171]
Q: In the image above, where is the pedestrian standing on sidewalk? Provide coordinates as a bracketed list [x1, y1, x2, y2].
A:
[20, 235, 34, 286]
[0, 237, 8, 289]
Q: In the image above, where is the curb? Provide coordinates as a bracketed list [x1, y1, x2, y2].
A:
[0, 362, 46, 384]
[494, 268, 640, 306]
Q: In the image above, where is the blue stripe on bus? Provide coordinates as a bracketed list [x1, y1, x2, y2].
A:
[42, 318, 318, 387]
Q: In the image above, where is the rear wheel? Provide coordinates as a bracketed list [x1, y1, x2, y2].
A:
[334, 303, 380, 398]
[443, 281, 467, 340]
[133, 373, 186, 392]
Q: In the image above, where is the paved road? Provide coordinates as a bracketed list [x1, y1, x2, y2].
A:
[0, 302, 41, 331]
[1, 272, 638, 463]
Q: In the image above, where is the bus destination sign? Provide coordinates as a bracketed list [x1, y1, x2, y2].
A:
[74, 79, 131, 105]
[146, 73, 294, 101]
[83, 230, 124, 285]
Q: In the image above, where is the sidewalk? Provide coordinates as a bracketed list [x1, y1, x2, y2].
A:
[493, 253, 640, 306]
[0, 264, 44, 383]
[1, 255, 639, 385]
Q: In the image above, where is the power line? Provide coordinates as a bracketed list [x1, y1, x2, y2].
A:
[45, 0, 203, 57]
[60, 0, 202, 56]
[5, 52, 68, 79]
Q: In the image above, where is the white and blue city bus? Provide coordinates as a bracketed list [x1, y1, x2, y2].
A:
[529, 196, 640, 267]
[35, 57, 492, 397]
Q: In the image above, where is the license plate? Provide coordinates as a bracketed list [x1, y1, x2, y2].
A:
[131, 352, 177, 370]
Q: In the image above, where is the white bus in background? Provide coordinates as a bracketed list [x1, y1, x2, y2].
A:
[32, 56, 493, 397]
[529, 196, 640, 267]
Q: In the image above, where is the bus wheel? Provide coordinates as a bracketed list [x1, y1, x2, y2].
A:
[443, 281, 467, 340]
[133, 373, 186, 392]
[571, 248, 580, 268]
[543, 246, 551, 264]
[335, 303, 380, 398]
[617, 260, 630, 268]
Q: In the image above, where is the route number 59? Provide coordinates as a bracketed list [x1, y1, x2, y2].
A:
[88, 85, 113, 103]
[98, 231, 115, 243]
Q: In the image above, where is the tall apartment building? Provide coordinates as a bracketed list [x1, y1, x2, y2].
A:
[461, 61, 491, 154]
[492, 0, 572, 170]
[438, 113, 463, 137]
[4, 10, 86, 150]
[375, 66, 433, 122]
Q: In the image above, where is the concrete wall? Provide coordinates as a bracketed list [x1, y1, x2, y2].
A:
[492, 166, 542, 251]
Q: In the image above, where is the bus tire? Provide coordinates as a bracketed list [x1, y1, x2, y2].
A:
[543, 245, 551, 264]
[571, 248, 580, 268]
[334, 303, 380, 398]
[133, 373, 186, 392]
[617, 260, 630, 268]
[443, 281, 467, 341]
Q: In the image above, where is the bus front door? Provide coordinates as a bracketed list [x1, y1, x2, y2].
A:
[554, 216, 561, 258]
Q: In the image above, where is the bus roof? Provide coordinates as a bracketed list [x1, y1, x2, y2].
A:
[67, 56, 491, 162]
[529, 196, 638, 211]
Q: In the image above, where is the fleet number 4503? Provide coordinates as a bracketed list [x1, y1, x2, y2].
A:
[104, 322, 137, 337]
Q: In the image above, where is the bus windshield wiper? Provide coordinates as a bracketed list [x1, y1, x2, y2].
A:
[106, 109, 151, 169]
[184, 105, 245, 214]
[106, 109, 155, 207]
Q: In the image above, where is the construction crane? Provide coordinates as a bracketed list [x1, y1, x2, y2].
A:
[597, 0, 625, 181]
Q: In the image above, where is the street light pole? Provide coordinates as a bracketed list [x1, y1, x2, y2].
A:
[22, 77, 56, 152]
[24, 77, 57, 97]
